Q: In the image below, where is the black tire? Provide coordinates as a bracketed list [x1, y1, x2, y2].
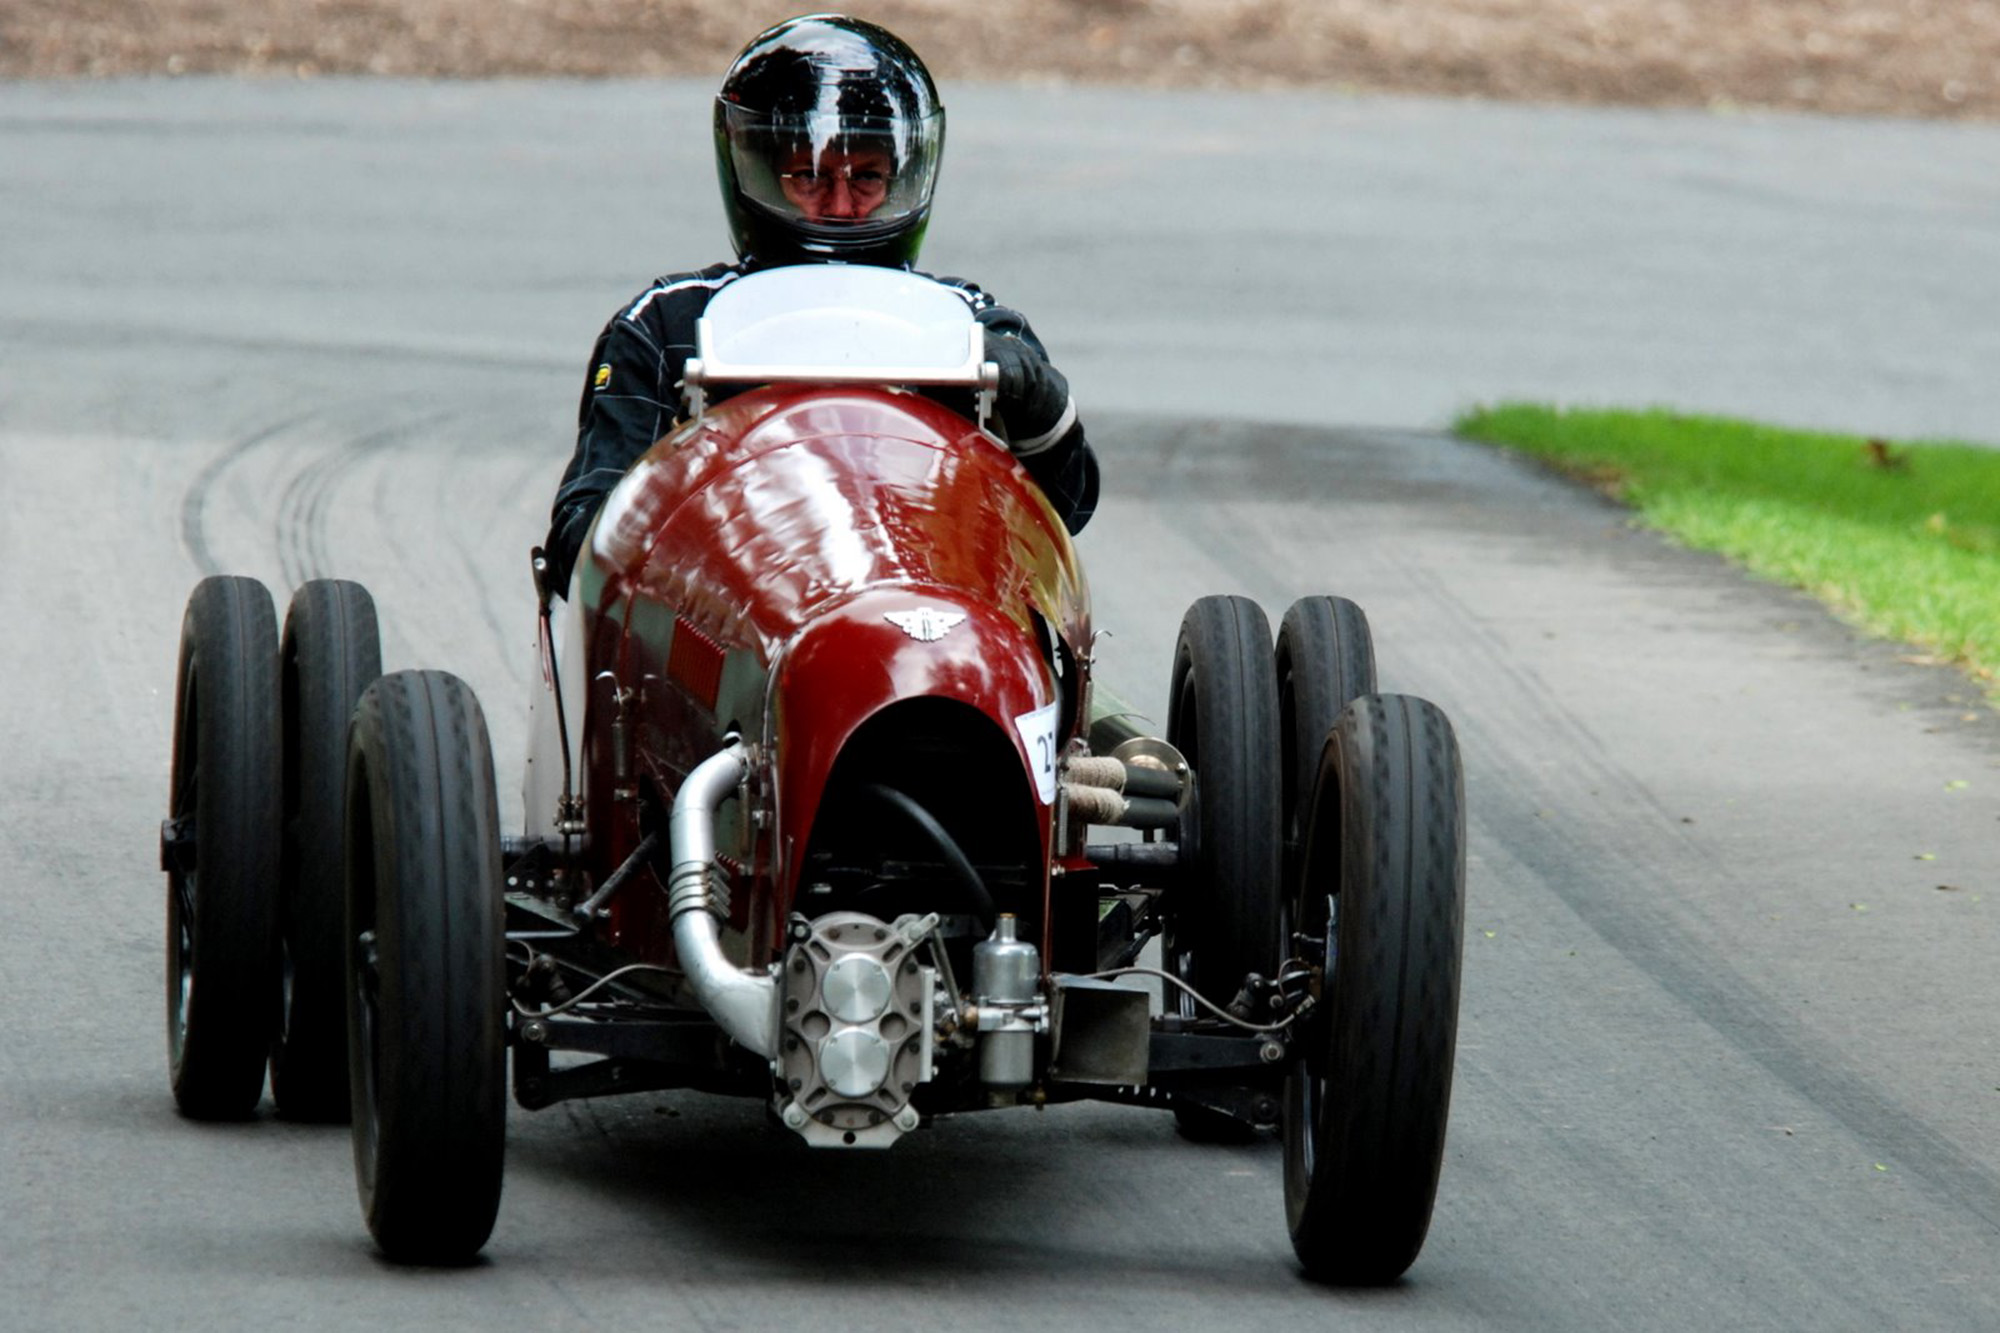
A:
[1275, 596, 1375, 893]
[165, 575, 282, 1119]
[271, 579, 382, 1121]
[1161, 596, 1282, 1140]
[1163, 595, 1282, 1006]
[345, 670, 506, 1264]
[1283, 694, 1465, 1285]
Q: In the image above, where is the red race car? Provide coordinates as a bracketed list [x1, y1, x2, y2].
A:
[161, 265, 1466, 1283]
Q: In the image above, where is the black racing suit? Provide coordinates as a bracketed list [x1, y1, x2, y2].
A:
[544, 261, 1099, 595]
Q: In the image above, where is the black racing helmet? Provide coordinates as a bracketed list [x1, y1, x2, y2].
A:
[714, 15, 945, 268]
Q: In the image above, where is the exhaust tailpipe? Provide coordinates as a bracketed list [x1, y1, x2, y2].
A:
[665, 738, 779, 1060]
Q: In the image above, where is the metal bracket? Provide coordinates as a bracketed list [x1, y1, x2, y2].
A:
[1145, 1028, 1288, 1080]
[159, 816, 194, 874]
[776, 1096, 920, 1148]
[512, 1052, 688, 1111]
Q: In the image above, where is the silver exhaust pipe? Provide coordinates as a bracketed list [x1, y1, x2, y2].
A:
[665, 738, 779, 1060]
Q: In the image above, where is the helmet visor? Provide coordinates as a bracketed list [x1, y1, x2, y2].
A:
[721, 102, 943, 241]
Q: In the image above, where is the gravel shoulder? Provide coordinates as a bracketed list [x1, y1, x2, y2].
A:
[7, 0, 1997, 121]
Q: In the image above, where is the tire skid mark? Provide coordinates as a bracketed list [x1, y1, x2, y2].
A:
[362, 437, 453, 593]
[1473, 784, 2000, 1237]
[1396, 559, 2000, 1233]
[1448, 1053, 1911, 1329]
[276, 409, 458, 592]
[482, 447, 562, 704]
[1134, 424, 1295, 603]
[1399, 560, 1693, 834]
[441, 427, 534, 696]
[342, 415, 532, 685]
[1157, 433, 2000, 1231]
[180, 411, 321, 578]
[306, 412, 544, 763]
[274, 445, 347, 592]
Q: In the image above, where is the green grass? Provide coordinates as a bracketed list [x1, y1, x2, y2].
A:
[1453, 405, 2000, 697]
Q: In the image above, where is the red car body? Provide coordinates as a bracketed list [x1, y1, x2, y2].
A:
[556, 382, 1092, 975]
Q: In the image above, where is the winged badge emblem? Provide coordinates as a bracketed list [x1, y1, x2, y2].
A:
[884, 608, 967, 642]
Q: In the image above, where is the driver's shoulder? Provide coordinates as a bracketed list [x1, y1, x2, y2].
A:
[616, 261, 748, 328]
[916, 271, 997, 314]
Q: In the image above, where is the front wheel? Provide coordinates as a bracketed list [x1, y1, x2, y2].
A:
[1283, 694, 1465, 1285]
[345, 670, 506, 1264]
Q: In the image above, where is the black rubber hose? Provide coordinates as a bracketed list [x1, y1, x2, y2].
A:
[1119, 763, 1183, 802]
[573, 830, 661, 920]
[1083, 841, 1182, 870]
[1118, 796, 1182, 830]
[858, 782, 998, 927]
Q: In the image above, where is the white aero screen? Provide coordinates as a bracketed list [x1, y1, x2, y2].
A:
[693, 264, 984, 385]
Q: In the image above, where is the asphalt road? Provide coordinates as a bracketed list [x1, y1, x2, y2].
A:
[3, 79, 1998, 1330]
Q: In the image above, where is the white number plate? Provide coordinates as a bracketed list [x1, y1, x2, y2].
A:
[1013, 700, 1059, 806]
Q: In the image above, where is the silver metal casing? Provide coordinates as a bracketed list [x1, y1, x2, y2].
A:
[972, 914, 1041, 1089]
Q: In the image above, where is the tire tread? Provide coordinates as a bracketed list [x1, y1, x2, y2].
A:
[167, 575, 281, 1119]
[272, 578, 380, 1120]
[346, 669, 505, 1264]
[1284, 692, 1465, 1285]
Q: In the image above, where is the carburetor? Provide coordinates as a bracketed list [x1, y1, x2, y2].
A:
[971, 913, 1044, 1096]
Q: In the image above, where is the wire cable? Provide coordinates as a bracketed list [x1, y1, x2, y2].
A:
[1071, 966, 1310, 1033]
[512, 962, 683, 1018]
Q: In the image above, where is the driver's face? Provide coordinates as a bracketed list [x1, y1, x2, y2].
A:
[778, 148, 893, 222]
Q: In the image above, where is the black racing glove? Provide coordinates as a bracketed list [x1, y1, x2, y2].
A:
[543, 501, 598, 601]
[984, 329, 1076, 455]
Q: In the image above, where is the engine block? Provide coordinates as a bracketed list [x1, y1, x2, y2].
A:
[775, 911, 936, 1147]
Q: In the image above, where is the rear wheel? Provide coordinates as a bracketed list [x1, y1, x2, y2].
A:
[164, 575, 282, 1119]
[1163, 595, 1282, 1008]
[1163, 596, 1281, 1139]
[271, 579, 381, 1121]
[1275, 595, 1375, 891]
[1273, 595, 1376, 1090]
[345, 670, 506, 1264]
[1283, 694, 1465, 1285]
